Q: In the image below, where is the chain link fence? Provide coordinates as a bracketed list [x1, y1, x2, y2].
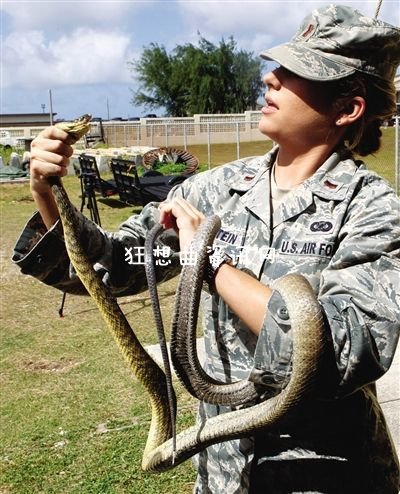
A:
[96, 116, 399, 194]
[1, 113, 398, 193]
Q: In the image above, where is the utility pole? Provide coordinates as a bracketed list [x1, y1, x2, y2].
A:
[49, 89, 54, 125]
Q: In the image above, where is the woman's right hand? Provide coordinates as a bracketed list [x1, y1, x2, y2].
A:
[29, 126, 75, 229]
[30, 126, 74, 195]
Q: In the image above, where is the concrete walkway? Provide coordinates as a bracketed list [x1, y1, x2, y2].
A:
[147, 338, 399, 455]
[376, 343, 399, 455]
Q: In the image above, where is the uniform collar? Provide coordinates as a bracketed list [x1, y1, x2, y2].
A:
[226, 146, 359, 196]
[309, 148, 361, 200]
[272, 149, 361, 227]
[225, 146, 277, 193]
[222, 147, 277, 228]
[225, 146, 361, 228]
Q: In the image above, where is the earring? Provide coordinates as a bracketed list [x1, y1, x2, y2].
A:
[336, 119, 342, 125]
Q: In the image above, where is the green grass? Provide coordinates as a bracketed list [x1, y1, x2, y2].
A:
[0, 177, 196, 494]
[187, 129, 398, 188]
[0, 132, 397, 493]
[355, 127, 398, 187]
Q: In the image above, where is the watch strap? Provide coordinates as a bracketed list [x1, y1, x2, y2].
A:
[204, 249, 233, 291]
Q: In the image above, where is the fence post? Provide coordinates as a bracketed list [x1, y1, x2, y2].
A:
[236, 122, 240, 160]
[207, 122, 211, 169]
[395, 116, 399, 196]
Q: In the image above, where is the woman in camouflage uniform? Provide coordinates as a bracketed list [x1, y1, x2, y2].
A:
[13, 5, 400, 493]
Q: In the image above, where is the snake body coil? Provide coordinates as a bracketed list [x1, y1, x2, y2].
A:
[170, 217, 260, 406]
[50, 116, 325, 473]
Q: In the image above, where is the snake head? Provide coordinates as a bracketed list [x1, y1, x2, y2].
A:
[55, 114, 92, 143]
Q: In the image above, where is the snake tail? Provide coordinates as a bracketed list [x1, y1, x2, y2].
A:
[144, 223, 178, 460]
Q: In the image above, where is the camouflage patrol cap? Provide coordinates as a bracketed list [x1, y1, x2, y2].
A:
[260, 4, 400, 81]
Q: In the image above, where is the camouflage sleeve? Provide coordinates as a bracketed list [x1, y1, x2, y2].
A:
[11, 171, 207, 297]
[252, 178, 400, 400]
[251, 291, 294, 398]
[12, 201, 181, 296]
[318, 179, 400, 397]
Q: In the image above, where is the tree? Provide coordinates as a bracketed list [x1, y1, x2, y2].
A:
[129, 36, 264, 116]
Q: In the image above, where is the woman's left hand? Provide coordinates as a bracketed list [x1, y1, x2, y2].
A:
[158, 198, 205, 252]
[159, 197, 272, 335]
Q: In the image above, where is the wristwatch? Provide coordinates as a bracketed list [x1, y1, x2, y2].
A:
[204, 249, 233, 291]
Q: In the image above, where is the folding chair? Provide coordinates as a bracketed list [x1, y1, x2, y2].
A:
[78, 154, 118, 198]
[110, 158, 187, 207]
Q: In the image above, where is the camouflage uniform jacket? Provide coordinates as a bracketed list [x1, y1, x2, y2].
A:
[13, 147, 400, 493]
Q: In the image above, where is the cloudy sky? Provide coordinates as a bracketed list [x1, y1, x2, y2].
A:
[1, 0, 398, 121]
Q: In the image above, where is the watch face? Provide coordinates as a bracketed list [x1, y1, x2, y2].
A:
[209, 250, 232, 271]
[210, 251, 223, 270]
